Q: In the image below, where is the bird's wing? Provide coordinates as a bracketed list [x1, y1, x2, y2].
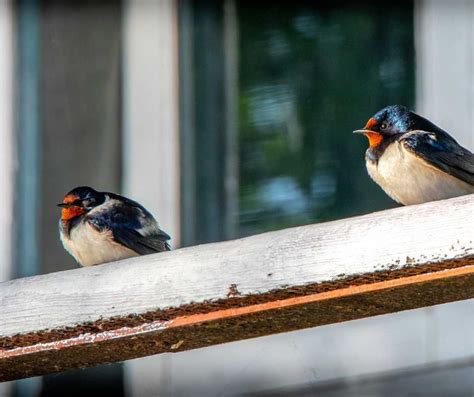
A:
[87, 197, 171, 255]
[401, 130, 474, 185]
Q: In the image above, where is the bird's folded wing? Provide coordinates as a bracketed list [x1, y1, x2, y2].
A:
[110, 226, 171, 255]
[87, 201, 171, 255]
[401, 130, 474, 185]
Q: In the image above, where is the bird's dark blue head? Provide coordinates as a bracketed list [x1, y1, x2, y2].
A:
[57, 186, 106, 221]
[370, 105, 412, 132]
[354, 105, 444, 149]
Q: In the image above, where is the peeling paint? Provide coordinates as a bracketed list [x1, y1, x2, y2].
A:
[227, 284, 241, 298]
[2, 256, 473, 353]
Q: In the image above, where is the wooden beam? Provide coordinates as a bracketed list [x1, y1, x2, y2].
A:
[1, 194, 473, 381]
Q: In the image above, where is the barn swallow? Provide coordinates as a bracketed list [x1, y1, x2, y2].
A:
[58, 186, 171, 266]
[354, 105, 474, 205]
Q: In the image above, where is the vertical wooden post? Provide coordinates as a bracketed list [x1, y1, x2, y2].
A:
[0, 0, 15, 283]
[122, 0, 181, 247]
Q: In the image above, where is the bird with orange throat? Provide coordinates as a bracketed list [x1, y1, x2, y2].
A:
[354, 105, 474, 205]
[58, 186, 170, 266]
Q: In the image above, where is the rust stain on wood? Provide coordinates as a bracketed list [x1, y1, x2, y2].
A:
[0, 255, 474, 352]
[1, 260, 474, 381]
[171, 264, 474, 328]
[1, 256, 472, 352]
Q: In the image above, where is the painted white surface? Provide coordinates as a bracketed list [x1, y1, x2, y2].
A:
[415, 0, 474, 151]
[0, 0, 15, 284]
[0, 194, 472, 337]
[122, 0, 180, 247]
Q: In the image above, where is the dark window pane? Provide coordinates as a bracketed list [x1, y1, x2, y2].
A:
[237, 1, 414, 236]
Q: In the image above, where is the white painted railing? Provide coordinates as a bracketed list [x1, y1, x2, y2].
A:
[1, 194, 473, 381]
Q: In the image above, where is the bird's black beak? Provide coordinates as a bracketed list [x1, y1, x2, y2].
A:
[57, 203, 70, 208]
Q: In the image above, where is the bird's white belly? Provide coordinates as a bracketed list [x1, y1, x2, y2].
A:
[366, 142, 474, 205]
[61, 222, 138, 267]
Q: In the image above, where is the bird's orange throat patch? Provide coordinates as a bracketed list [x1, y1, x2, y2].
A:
[61, 206, 85, 221]
[364, 131, 384, 148]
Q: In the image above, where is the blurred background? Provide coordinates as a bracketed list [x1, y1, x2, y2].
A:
[0, 0, 473, 396]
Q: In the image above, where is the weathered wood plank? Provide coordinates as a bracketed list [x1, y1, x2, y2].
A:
[1, 194, 473, 381]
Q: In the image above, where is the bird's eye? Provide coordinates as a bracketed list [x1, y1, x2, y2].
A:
[380, 123, 388, 130]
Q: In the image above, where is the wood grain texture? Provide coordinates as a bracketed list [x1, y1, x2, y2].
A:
[1, 194, 473, 380]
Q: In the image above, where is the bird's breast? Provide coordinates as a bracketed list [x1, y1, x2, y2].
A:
[60, 220, 138, 267]
[366, 142, 474, 205]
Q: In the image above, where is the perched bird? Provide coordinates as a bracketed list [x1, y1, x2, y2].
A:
[353, 105, 474, 205]
[58, 186, 171, 266]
